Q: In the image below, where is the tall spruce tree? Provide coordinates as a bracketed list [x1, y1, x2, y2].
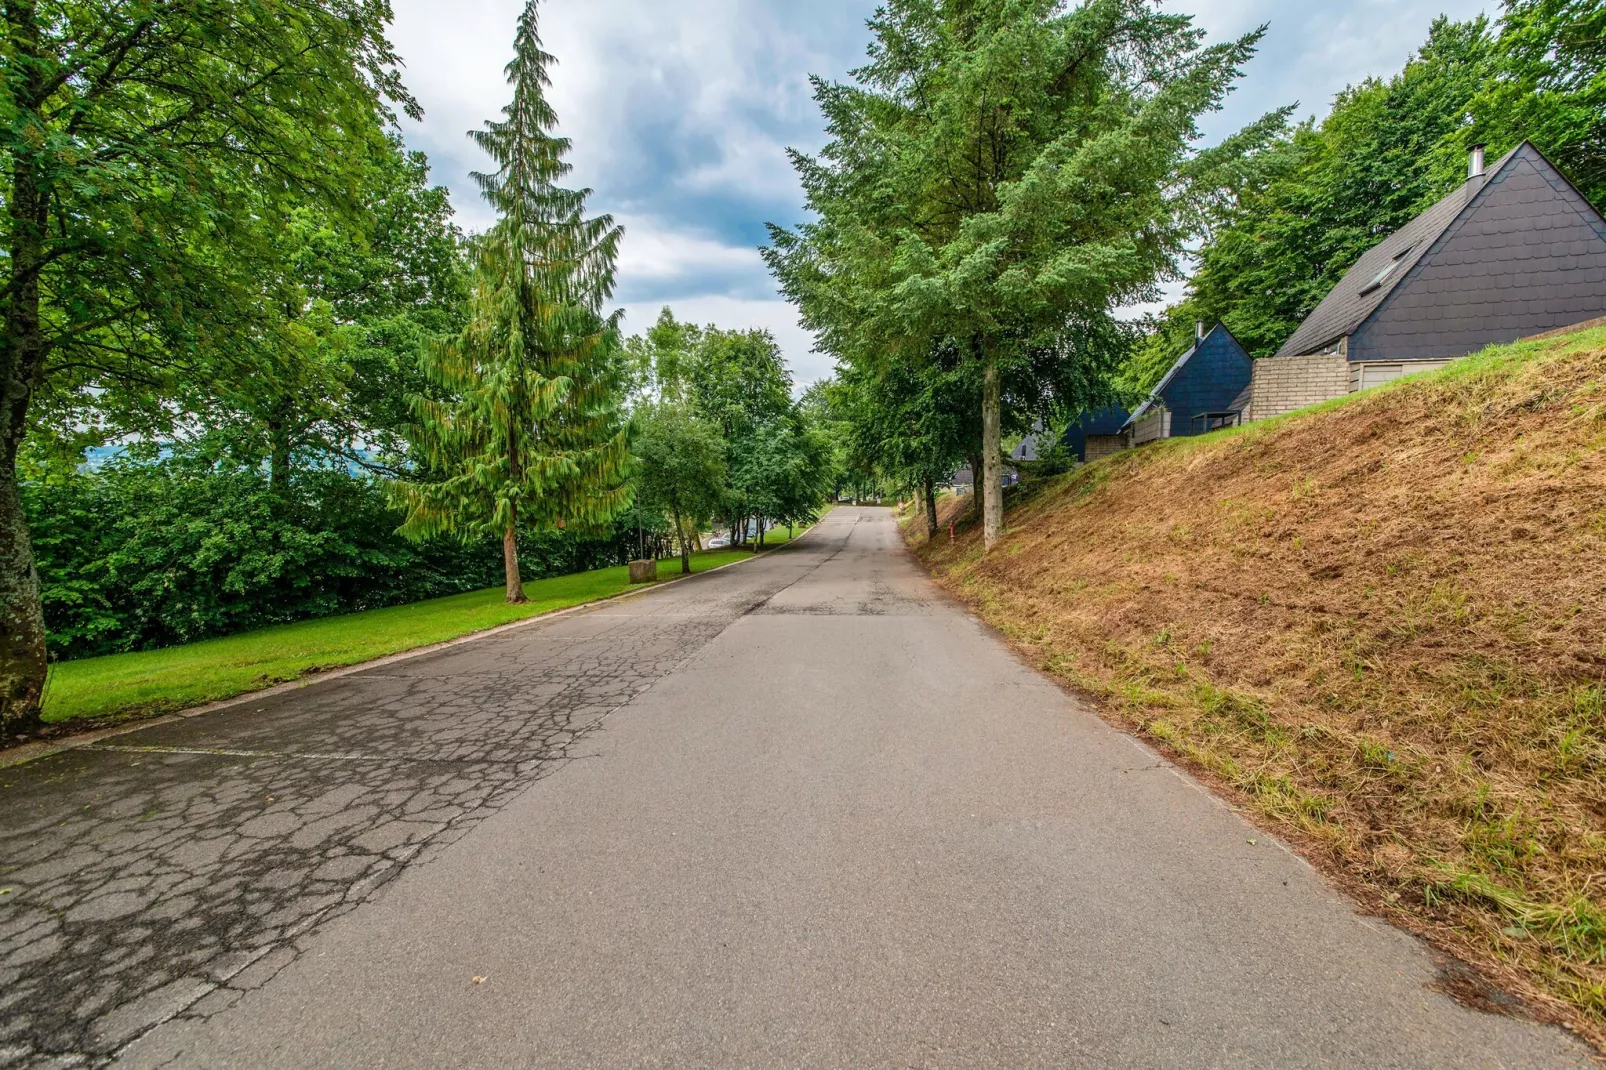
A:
[767, 0, 1280, 550]
[392, 0, 630, 603]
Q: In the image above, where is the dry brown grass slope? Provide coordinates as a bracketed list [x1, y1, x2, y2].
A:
[909, 324, 1606, 1046]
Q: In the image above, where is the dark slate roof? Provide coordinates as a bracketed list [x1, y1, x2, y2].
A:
[1057, 405, 1129, 462]
[1125, 341, 1197, 427]
[1123, 323, 1248, 428]
[1073, 406, 1130, 436]
[1274, 145, 1523, 358]
[1350, 144, 1606, 362]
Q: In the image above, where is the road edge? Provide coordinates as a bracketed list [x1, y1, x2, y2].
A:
[3, 536, 818, 770]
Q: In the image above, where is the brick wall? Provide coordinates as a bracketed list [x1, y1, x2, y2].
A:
[1247, 353, 1351, 421]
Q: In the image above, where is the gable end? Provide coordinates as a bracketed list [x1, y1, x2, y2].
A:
[1350, 144, 1606, 363]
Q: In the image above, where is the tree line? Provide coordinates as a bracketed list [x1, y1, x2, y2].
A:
[0, 0, 834, 733]
[771, 0, 1605, 543]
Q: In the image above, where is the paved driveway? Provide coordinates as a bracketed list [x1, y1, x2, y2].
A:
[0, 508, 1593, 1067]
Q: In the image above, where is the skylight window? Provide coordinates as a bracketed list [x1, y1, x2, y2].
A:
[1359, 245, 1415, 296]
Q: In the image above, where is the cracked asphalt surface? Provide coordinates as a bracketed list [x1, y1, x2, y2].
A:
[1, 508, 1596, 1067]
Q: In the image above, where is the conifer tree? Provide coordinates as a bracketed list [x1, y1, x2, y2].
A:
[767, 0, 1279, 551]
[393, 0, 631, 603]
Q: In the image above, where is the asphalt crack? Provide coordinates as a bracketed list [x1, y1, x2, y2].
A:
[0, 525, 846, 1068]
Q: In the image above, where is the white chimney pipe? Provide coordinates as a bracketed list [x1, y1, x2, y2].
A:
[1469, 144, 1486, 180]
[1196, 321, 1205, 340]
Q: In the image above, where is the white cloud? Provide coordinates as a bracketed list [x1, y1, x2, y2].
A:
[388, 0, 1501, 378]
[388, 0, 863, 382]
[1178, 0, 1494, 136]
[612, 215, 759, 286]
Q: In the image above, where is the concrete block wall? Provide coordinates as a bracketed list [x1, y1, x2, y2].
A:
[1129, 410, 1171, 445]
[1085, 435, 1126, 462]
[1248, 353, 1351, 421]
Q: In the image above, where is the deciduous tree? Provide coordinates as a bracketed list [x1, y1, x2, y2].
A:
[634, 403, 725, 574]
[0, 0, 415, 730]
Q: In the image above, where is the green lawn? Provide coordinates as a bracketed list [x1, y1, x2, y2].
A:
[757, 522, 805, 546]
[41, 547, 758, 726]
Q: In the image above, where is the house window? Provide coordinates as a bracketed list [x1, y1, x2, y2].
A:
[1192, 412, 1242, 433]
[1358, 245, 1415, 296]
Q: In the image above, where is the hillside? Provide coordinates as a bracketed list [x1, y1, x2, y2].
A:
[908, 324, 1606, 1043]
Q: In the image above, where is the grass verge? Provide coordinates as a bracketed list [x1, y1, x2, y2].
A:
[41, 548, 755, 726]
[907, 324, 1606, 1048]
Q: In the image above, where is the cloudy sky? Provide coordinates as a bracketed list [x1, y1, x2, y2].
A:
[388, 0, 1493, 386]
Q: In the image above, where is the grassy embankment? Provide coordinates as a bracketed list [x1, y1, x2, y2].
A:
[43, 530, 806, 726]
[906, 324, 1606, 1044]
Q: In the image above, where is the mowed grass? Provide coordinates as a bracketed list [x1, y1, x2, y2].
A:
[908, 324, 1606, 1045]
[41, 548, 758, 725]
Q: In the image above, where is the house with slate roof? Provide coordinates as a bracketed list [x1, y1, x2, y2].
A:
[1060, 406, 1130, 463]
[1120, 323, 1253, 447]
[1249, 142, 1606, 420]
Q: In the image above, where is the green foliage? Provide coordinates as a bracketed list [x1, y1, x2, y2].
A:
[634, 402, 727, 571]
[686, 327, 794, 441]
[24, 450, 649, 661]
[1153, 4, 1606, 365]
[25, 456, 494, 659]
[1177, 16, 1501, 359]
[1458, 0, 1606, 209]
[842, 358, 973, 495]
[767, 0, 1279, 545]
[733, 417, 834, 532]
[391, 0, 632, 593]
[1, 0, 421, 722]
[625, 307, 703, 404]
[7, 0, 419, 444]
[623, 312, 834, 546]
[191, 139, 469, 483]
[798, 379, 858, 497]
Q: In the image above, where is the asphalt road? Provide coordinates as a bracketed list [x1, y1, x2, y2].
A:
[0, 508, 1594, 1068]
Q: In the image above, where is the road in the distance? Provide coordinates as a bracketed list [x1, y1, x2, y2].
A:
[1, 508, 1592, 1067]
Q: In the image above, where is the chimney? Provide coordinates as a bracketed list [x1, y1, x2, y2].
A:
[1469, 144, 1486, 180]
[1195, 321, 1205, 341]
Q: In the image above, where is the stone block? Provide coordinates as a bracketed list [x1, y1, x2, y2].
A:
[628, 559, 658, 584]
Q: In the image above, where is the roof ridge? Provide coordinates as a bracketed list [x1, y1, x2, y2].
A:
[1271, 147, 1532, 358]
[1124, 323, 1240, 427]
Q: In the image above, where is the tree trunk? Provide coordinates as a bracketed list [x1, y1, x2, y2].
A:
[672, 504, 691, 575]
[0, 0, 51, 732]
[267, 416, 291, 495]
[923, 475, 939, 539]
[758, 520, 765, 549]
[0, 461, 45, 734]
[502, 517, 527, 604]
[981, 352, 1003, 550]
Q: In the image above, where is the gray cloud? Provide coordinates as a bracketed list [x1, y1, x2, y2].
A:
[389, 0, 1495, 386]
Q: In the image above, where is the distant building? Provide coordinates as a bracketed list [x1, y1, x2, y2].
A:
[1250, 142, 1606, 420]
[1121, 323, 1253, 446]
[1004, 434, 1042, 487]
